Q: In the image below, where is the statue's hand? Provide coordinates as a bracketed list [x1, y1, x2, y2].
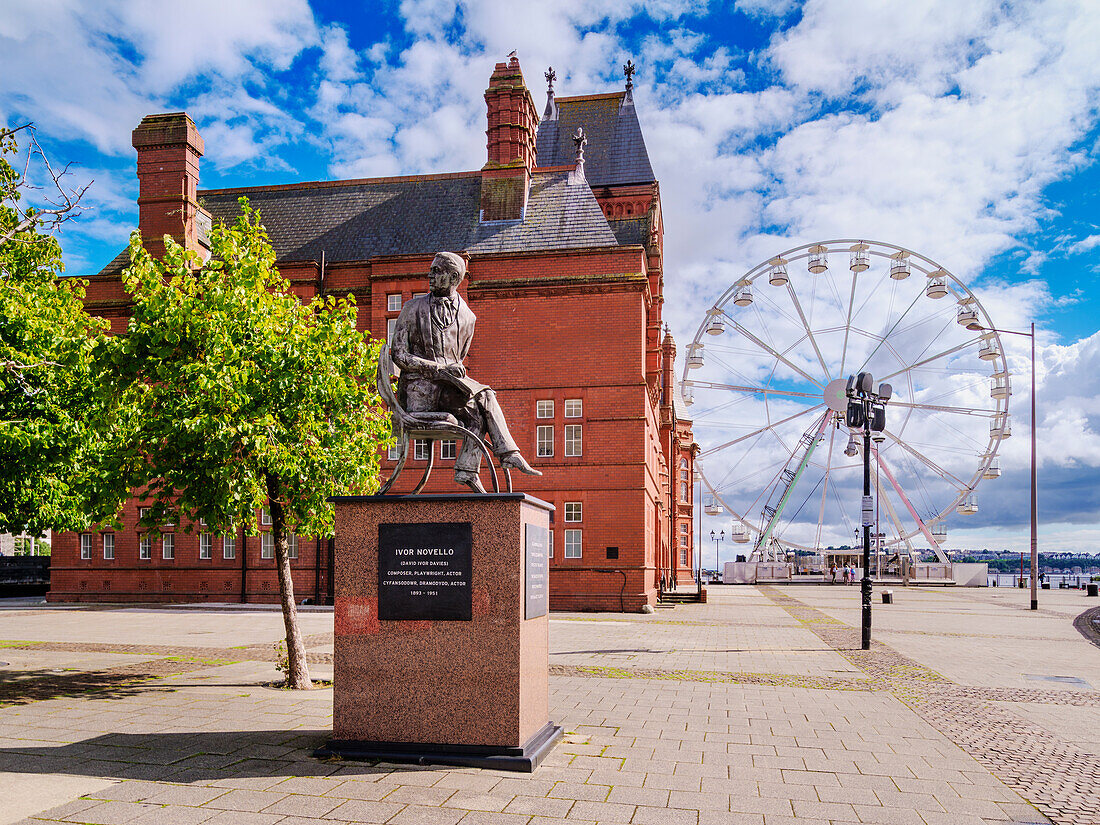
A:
[441, 364, 466, 379]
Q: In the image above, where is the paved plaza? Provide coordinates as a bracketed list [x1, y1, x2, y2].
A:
[1, 585, 1098, 825]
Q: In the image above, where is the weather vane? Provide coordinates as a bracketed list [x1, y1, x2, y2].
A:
[545, 66, 556, 93]
[623, 59, 635, 90]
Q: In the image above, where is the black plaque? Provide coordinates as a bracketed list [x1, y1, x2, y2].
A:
[378, 522, 473, 621]
[525, 523, 549, 620]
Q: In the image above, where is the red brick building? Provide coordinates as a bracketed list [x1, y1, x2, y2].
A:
[49, 57, 696, 611]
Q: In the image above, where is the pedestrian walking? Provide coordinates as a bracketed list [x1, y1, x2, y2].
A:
[830, 563, 837, 584]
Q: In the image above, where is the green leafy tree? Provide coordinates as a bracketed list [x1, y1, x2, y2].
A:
[0, 124, 112, 536]
[113, 200, 391, 688]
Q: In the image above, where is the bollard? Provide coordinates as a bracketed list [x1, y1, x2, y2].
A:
[1088, 583, 1098, 597]
[881, 590, 893, 605]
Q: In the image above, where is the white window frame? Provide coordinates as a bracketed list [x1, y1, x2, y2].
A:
[199, 533, 212, 560]
[564, 502, 582, 522]
[260, 507, 272, 526]
[138, 507, 151, 523]
[536, 400, 554, 419]
[680, 523, 689, 547]
[564, 399, 582, 418]
[537, 425, 554, 457]
[163, 511, 175, 527]
[223, 536, 236, 560]
[387, 317, 398, 341]
[102, 533, 114, 560]
[439, 439, 457, 460]
[413, 439, 430, 461]
[289, 533, 298, 560]
[564, 529, 582, 558]
[387, 293, 402, 312]
[387, 443, 400, 461]
[80, 533, 93, 560]
[681, 481, 689, 502]
[261, 533, 274, 559]
[680, 546, 689, 565]
[565, 424, 582, 457]
[549, 529, 553, 559]
[139, 535, 152, 560]
[162, 533, 174, 560]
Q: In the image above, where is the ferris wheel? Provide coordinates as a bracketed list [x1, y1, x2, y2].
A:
[681, 239, 1010, 560]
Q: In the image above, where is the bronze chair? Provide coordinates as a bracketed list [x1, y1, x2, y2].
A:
[376, 343, 512, 495]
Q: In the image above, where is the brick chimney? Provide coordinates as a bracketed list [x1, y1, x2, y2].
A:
[131, 113, 205, 258]
[480, 55, 538, 222]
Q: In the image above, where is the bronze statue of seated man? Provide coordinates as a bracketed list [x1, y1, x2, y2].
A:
[390, 252, 541, 494]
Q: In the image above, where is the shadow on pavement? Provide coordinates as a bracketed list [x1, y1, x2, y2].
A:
[0, 730, 337, 781]
[0, 666, 177, 706]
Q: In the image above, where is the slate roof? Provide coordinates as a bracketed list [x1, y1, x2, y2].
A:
[94, 169, 619, 276]
[609, 217, 649, 247]
[535, 92, 656, 187]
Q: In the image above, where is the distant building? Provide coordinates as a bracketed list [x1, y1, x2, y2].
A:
[49, 56, 696, 611]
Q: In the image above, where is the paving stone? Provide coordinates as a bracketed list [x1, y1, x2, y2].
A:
[502, 796, 574, 818]
[260, 795, 344, 818]
[322, 800, 405, 823]
[388, 804, 467, 825]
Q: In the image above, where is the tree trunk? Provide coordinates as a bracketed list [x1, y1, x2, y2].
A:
[266, 473, 312, 689]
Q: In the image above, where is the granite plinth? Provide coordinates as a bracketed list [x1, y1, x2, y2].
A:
[324, 493, 558, 771]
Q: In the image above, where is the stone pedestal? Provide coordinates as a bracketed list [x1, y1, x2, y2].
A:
[316, 493, 560, 772]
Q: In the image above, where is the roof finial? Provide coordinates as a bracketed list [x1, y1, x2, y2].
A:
[572, 127, 587, 162]
[568, 127, 587, 185]
[623, 59, 636, 91]
[507, 49, 519, 67]
[543, 65, 558, 120]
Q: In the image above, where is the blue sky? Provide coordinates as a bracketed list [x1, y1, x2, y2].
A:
[3, 0, 1100, 555]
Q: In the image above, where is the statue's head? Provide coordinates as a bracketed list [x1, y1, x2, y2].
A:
[429, 252, 466, 295]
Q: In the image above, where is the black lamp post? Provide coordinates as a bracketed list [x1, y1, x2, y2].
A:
[845, 372, 891, 650]
[710, 529, 724, 583]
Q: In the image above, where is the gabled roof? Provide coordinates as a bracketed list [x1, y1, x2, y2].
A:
[94, 169, 619, 276]
[535, 91, 655, 187]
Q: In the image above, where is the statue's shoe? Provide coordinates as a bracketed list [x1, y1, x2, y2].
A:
[501, 452, 542, 476]
[455, 470, 488, 494]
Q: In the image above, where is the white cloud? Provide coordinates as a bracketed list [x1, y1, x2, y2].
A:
[0, 0, 319, 158]
[1068, 233, 1100, 254]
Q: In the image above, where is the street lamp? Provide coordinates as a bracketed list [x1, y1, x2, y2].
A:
[845, 372, 891, 650]
[965, 319, 1038, 611]
[710, 529, 724, 583]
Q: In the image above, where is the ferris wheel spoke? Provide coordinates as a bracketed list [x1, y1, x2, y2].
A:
[683, 379, 820, 401]
[882, 430, 968, 488]
[878, 337, 980, 383]
[856, 290, 923, 374]
[723, 316, 826, 389]
[839, 271, 858, 375]
[899, 313, 958, 369]
[889, 400, 996, 416]
[700, 403, 825, 458]
[784, 282, 831, 382]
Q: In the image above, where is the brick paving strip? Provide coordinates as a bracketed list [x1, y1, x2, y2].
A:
[758, 586, 1100, 825]
[1072, 606, 1100, 651]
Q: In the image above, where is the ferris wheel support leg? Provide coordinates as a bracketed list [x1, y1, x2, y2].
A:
[874, 451, 949, 564]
